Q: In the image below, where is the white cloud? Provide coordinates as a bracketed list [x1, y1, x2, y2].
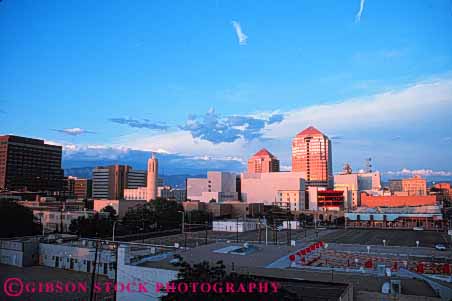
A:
[112, 75, 452, 172]
[264, 77, 452, 139]
[385, 169, 452, 177]
[117, 130, 252, 161]
[53, 127, 95, 136]
[355, 0, 366, 23]
[231, 20, 248, 45]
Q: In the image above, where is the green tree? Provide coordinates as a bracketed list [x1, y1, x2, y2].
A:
[122, 199, 183, 231]
[188, 210, 209, 224]
[151, 198, 184, 230]
[0, 200, 42, 238]
[69, 213, 113, 237]
[160, 255, 298, 301]
[122, 203, 156, 231]
[100, 205, 117, 218]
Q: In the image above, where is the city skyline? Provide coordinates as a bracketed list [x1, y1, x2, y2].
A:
[1, 0, 452, 179]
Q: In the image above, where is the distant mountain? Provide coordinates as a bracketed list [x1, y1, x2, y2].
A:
[64, 166, 203, 189]
[64, 167, 94, 178]
[62, 148, 244, 176]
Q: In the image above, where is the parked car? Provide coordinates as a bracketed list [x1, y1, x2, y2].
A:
[413, 227, 424, 231]
[435, 244, 447, 251]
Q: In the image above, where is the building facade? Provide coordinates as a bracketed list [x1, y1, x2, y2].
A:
[291, 127, 333, 188]
[240, 172, 306, 208]
[186, 171, 237, 203]
[276, 190, 304, 212]
[93, 199, 147, 218]
[334, 171, 382, 208]
[307, 186, 345, 211]
[247, 148, 280, 173]
[33, 209, 99, 233]
[345, 205, 444, 230]
[360, 193, 437, 208]
[92, 165, 146, 199]
[389, 176, 427, 196]
[124, 187, 148, 200]
[402, 176, 427, 196]
[0, 135, 64, 192]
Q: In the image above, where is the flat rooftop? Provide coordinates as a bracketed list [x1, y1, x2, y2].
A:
[139, 242, 294, 270]
[136, 242, 438, 298]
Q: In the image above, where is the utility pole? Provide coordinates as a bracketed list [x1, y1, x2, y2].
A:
[205, 222, 208, 245]
[236, 217, 239, 243]
[258, 217, 262, 243]
[89, 240, 100, 301]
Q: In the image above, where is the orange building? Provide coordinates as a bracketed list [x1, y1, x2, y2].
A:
[361, 193, 437, 208]
[401, 175, 426, 196]
[247, 148, 280, 173]
[292, 126, 332, 188]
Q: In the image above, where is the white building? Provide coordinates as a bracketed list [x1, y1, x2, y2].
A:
[334, 171, 382, 208]
[39, 239, 117, 279]
[282, 220, 301, 230]
[276, 190, 305, 211]
[212, 219, 262, 232]
[240, 172, 306, 208]
[0, 237, 39, 267]
[124, 186, 186, 202]
[93, 199, 146, 218]
[158, 186, 186, 202]
[124, 187, 148, 200]
[33, 209, 99, 233]
[187, 171, 237, 203]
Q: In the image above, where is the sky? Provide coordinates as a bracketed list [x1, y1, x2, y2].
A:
[1, 0, 452, 178]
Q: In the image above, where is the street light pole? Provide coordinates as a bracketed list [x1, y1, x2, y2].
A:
[112, 221, 118, 242]
[178, 211, 185, 233]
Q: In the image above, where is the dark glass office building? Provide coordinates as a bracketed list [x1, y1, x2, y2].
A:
[0, 135, 64, 192]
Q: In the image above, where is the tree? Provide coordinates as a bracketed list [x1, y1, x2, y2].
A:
[160, 255, 298, 301]
[188, 210, 209, 224]
[100, 205, 117, 218]
[0, 200, 42, 238]
[151, 198, 184, 230]
[69, 213, 113, 237]
[122, 199, 183, 231]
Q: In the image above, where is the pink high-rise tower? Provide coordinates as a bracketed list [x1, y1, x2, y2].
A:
[147, 153, 158, 201]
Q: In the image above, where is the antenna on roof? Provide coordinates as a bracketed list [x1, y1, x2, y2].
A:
[342, 163, 353, 174]
[365, 158, 372, 173]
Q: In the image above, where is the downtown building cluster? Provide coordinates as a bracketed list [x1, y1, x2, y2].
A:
[1, 129, 452, 232]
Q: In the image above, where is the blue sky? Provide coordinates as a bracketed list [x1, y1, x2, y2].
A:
[1, 0, 452, 178]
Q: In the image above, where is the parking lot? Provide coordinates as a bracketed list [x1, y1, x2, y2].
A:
[138, 227, 451, 250]
[321, 228, 450, 248]
[139, 227, 337, 247]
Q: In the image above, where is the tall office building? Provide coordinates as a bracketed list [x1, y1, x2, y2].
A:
[291, 126, 333, 188]
[92, 165, 146, 199]
[247, 148, 280, 173]
[0, 135, 63, 192]
[147, 153, 158, 201]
